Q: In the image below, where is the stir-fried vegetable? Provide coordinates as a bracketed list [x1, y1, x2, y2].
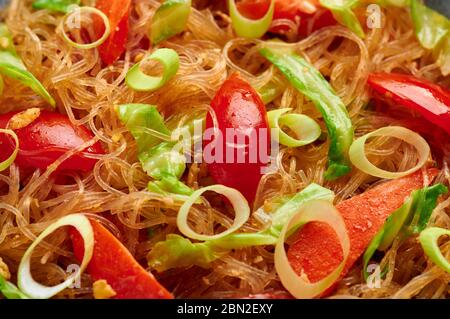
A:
[287, 169, 438, 295]
[267, 108, 321, 147]
[70, 219, 173, 299]
[60, 7, 111, 50]
[203, 73, 271, 203]
[236, 0, 336, 37]
[349, 126, 430, 179]
[18, 214, 94, 299]
[148, 183, 334, 272]
[363, 184, 448, 279]
[150, 0, 192, 45]
[177, 185, 251, 241]
[367, 73, 450, 136]
[275, 200, 350, 298]
[0, 109, 104, 172]
[0, 24, 55, 107]
[319, 0, 364, 38]
[32, 0, 80, 13]
[260, 48, 354, 180]
[116, 104, 192, 196]
[410, 0, 450, 75]
[95, 0, 132, 65]
[419, 227, 450, 274]
[126, 48, 180, 92]
[0, 275, 29, 299]
[229, 0, 275, 38]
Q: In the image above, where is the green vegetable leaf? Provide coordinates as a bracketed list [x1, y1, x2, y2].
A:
[0, 275, 29, 299]
[32, 0, 80, 13]
[363, 184, 448, 280]
[260, 48, 354, 180]
[148, 234, 219, 272]
[150, 0, 192, 45]
[117, 104, 192, 196]
[319, 0, 365, 38]
[0, 24, 55, 107]
[147, 184, 335, 271]
[411, 0, 449, 50]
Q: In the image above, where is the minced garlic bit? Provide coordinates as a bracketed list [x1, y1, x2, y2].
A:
[93, 279, 117, 299]
[134, 53, 145, 63]
[0, 257, 11, 280]
[8, 108, 41, 130]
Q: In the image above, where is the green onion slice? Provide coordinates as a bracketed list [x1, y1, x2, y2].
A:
[60, 6, 111, 50]
[419, 227, 450, 274]
[0, 129, 19, 172]
[18, 214, 94, 299]
[126, 48, 180, 92]
[349, 126, 430, 179]
[150, 0, 192, 45]
[274, 200, 350, 299]
[229, 0, 275, 38]
[177, 185, 250, 241]
[268, 108, 321, 148]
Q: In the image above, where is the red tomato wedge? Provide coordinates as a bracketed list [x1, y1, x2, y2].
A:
[368, 73, 450, 136]
[95, 0, 132, 65]
[236, 0, 335, 36]
[0, 110, 103, 172]
[287, 169, 439, 295]
[204, 73, 270, 203]
[70, 220, 173, 299]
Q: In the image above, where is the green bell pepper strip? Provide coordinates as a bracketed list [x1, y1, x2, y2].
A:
[32, 0, 80, 13]
[259, 47, 354, 180]
[362, 183, 448, 280]
[116, 104, 193, 196]
[147, 183, 335, 272]
[0, 275, 29, 299]
[0, 24, 55, 107]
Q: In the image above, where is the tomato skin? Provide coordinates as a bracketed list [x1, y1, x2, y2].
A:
[204, 74, 270, 203]
[95, 0, 132, 65]
[70, 220, 173, 299]
[236, 0, 336, 36]
[368, 73, 450, 136]
[0, 110, 104, 172]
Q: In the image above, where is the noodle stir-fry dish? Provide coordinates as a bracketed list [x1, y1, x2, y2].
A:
[0, 0, 449, 300]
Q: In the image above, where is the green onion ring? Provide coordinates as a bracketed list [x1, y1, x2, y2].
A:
[228, 0, 275, 38]
[349, 126, 430, 179]
[274, 200, 350, 299]
[18, 214, 94, 299]
[177, 185, 250, 241]
[419, 227, 450, 274]
[0, 129, 19, 172]
[60, 6, 111, 50]
[126, 48, 180, 92]
[268, 108, 321, 147]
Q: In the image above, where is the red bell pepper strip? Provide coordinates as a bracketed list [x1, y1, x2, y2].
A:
[236, 0, 336, 36]
[287, 168, 439, 295]
[70, 219, 173, 299]
[95, 0, 132, 65]
[204, 73, 271, 203]
[0, 110, 104, 172]
[368, 73, 450, 136]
